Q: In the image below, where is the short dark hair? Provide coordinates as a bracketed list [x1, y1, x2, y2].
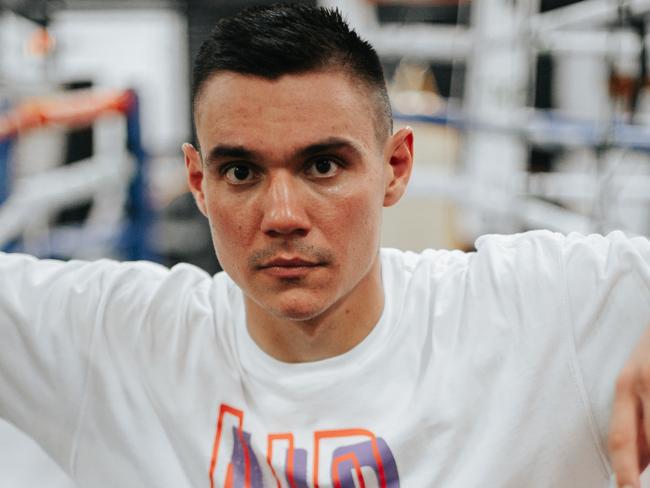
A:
[192, 3, 393, 140]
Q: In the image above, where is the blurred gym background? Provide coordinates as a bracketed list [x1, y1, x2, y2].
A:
[1, 0, 650, 485]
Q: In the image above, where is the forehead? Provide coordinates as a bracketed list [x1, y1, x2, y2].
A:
[194, 71, 379, 157]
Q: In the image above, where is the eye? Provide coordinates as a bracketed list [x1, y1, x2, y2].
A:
[223, 164, 260, 185]
[305, 158, 341, 179]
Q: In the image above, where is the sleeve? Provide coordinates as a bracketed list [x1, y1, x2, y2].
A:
[563, 232, 650, 466]
[0, 252, 166, 474]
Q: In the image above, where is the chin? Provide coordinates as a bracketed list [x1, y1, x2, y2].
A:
[269, 303, 326, 322]
[265, 292, 332, 322]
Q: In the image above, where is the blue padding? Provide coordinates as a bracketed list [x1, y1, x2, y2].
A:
[0, 138, 11, 206]
[0, 99, 12, 206]
[123, 90, 158, 262]
[393, 106, 650, 152]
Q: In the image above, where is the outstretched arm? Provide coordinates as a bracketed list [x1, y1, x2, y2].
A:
[0, 252, 169, 474]
[0, 252, 113, 472]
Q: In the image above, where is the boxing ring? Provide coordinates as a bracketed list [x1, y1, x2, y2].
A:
[0, 88, 155, 260]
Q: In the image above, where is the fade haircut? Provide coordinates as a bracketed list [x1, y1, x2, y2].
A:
[192, 3, 393, 141]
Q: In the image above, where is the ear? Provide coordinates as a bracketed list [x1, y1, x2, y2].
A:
[383, 127, 414, 207]
[183, 143, 208, 217]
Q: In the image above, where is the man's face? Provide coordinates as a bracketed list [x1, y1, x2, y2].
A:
[185, 70, 412, 322]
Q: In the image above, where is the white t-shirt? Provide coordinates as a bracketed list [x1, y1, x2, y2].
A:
[0, 230, 648, 487]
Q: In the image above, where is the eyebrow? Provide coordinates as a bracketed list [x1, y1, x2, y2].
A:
[204, 145, 259, 164]
[296, 137, 365, 159]
[203, 137, 365, 166]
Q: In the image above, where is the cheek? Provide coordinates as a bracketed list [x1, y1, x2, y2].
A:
[212, 212, 247, 244]
[204, 193, 256, 265]
[320, 185, 383, 253]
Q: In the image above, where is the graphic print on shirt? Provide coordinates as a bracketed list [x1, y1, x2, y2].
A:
[209, 404, 400, 488]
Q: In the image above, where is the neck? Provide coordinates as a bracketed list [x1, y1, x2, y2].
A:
[244, 255, 384, 363]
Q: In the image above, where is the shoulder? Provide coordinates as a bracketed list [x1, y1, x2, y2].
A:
[0, 251, 171, 299]
[380, 230, 565, 286]
[380, 246, 470, 279]
[98, 260, 242, 320]
[470, 230, 565, 276]
[474, 229, 565, 256]
[380, 232, 569, 318]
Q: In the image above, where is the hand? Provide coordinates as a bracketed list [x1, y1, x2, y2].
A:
[609, 325, 650, 488]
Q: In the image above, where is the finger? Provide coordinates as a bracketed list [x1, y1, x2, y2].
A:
[609, 370, 641, 487]
[639, 379, 650, 471]
[637, 414, 649, 471]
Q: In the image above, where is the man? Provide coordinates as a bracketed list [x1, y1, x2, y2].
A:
[1, 4, 649, 487]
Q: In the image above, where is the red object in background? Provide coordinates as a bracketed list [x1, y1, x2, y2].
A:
[0, 90, 135, 141]
[26, 27, 56, 57]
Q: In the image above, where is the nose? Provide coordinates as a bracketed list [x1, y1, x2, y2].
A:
[260, 171, 311, 237]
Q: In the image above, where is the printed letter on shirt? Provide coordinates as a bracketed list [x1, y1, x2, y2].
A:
[209, 404, 400, 488]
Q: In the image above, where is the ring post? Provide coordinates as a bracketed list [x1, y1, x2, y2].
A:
[124, 89, 156, 261]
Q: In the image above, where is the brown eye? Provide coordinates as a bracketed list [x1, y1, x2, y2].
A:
[223, 164, 260, 185]
[305, 158, 340, 179]
[233, 166, 250, 180]
[315, 160, 332, 174]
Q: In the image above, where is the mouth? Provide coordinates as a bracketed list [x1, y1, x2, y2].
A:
[261, 257, 321, 268]
[258, 257, 325, 278]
